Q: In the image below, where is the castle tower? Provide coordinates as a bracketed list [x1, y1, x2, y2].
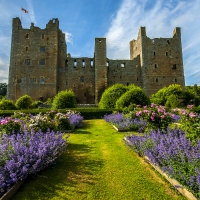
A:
[130, 27, 185, 96]
[7, 17, 65, 101]
[94, 38, 107, 104]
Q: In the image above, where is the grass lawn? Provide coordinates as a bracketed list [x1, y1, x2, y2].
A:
[12, 119, 186, 200]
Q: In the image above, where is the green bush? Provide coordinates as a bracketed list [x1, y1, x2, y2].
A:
[52, 90, 76, 109]
[99, 84, 128, 109]
[116, 88, 150, 109]
[165, 94, 180, 109]
[15, 95, 33, 109]
[0, 99, 17, 110]
[31, 100, 43, 108]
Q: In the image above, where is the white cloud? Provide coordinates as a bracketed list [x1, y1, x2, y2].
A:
[64, 32, 73, 44]
[26, 0, 36, 24]
[105, 0, 200, 85]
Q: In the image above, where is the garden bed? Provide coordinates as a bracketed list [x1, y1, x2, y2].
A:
[124, 136, 198, 200]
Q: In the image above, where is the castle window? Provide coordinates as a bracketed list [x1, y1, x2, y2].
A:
[39, 59, 45, 65]
[40, 77, 45, 84]
[30, 78, 36, 83]
[25, 33, 29, 39]
[25, 59, 30, 65]
[26, 46, 28, 52]
[107, 61, 109, 66]
[59, 67, 63, 72]
[21, 77, 25, 84]
[82, 60, 85, 67]
[120, 75, 122, 79]
[172, 64, 177, 70]
[65, 60, 68, 65]
[166, 52, 168, 56]
[121, 63, 125, 67]
[155, 64, 158, 68]
[175, 78, 177, 82]
[99, 39, 102, 42]
[156, 78, 158, 82]
[40, 46, 45, 52]
[66, 81, 68, 85]
[167, 40, 170, 44]
[137, 78, 138, 81]
[41, 34, 44, 39]
[153, 52, 156, 56]
[90, 60, 93, 67]
[80, 76, 84, 82]
[127, 82, 129, 86]
[74, 60, 77, 67]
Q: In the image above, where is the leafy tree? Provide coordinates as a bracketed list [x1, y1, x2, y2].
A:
[0, 83, 7, 97]
[99, 84, 128, 109]
[52, 90, 76, 109]
[116, 88, 150, 109]
[165, 94, 180, 109]
[15, 94, 33, 109]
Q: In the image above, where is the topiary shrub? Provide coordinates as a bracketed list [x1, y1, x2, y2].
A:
[116, 88, 150, 109]
[0, 99, 17, 110]
[31, 100, 43, 108]
[99, 84, 128, 109]
[15, 95, 33, 109]
[52, 90, 76, 109]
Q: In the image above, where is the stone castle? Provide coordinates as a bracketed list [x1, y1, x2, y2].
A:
[7, 17, 185, 104]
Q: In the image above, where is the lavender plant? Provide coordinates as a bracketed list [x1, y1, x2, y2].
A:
[69, 114, 83, 128]
[0, 128, 68, 197]
[126, 129, 200, 198]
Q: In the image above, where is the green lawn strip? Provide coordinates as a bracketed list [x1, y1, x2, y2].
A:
[12, 119, 185, 200]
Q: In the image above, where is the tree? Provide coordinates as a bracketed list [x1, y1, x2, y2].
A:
[0, 83, 7, 97]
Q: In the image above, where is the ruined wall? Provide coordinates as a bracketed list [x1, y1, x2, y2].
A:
[58, 56, 95, 103]
[107, 56, 142, 87]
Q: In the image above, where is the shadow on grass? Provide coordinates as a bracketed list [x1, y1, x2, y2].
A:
[13, 142, 104, 200]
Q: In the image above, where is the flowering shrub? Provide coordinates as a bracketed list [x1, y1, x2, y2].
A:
[104, 113, 146, 132]
[125, 129, 200, 198]
[0, 129, 68, 197]
[0, 117, 22, 135]
[54, 112, 72, 130]
[171, 106, 200, 141]
[126, 104, 174, 131]
[69, 114, 83, 128]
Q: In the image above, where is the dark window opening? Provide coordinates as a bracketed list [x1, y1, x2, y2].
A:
[26, 46, 28, 51]
[25, 59, 30, 65]
[120, 75, 122, 79]
[99, 39, 102, 42]
[59, 67, 63, 72]
[39, 59, 45, 65]
[166, 52, 168, 56]
[156, 78, 158, 82]
[94, 95, 95, 99]
[167, 40, 170, 44]
[66, 81, 68, 85]
[80, 76, 84, 82]
[127, 82, 129, 86]
[25, 33, 29, 39]
[172, 64, 177, 70]
[137, 78, 138, 81]
[175, 78, 177, 82]
[40, 77, 45, 84]
[153, 52, 156, 56]
[40, 46, 45, 52]
[41, 34, 44, 39]
[155, 64, 158, 68]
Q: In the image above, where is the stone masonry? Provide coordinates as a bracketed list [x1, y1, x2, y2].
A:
[7, 17, 185, 104]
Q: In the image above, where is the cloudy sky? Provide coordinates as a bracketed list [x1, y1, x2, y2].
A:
[0, 0, 199, 85]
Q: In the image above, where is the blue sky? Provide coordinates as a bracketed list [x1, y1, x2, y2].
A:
[0, 0, 200, 85]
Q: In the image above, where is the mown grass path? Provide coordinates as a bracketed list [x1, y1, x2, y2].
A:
[13, 120, 185, 200]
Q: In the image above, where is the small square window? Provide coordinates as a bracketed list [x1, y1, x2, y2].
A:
[40, 46, 45, 52]
[25, 59, 30, 65]
[172, 64, 177, 70]
[40, 77, 45, 84]
[39, 59, 45, 65]
[21, 77, 25, 84]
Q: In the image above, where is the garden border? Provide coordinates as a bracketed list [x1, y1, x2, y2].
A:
[0, 179, 25, 200]
[124, 137, 197, 200]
